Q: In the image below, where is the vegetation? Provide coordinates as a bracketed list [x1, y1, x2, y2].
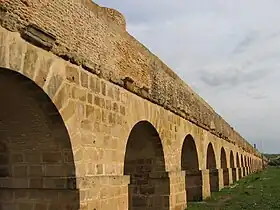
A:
[264, 154, 280, 166]
[187, 167, 280, 210]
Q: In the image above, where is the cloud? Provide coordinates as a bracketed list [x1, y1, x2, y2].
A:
[94, 0, 280, 153]
[232, 31, 259, 54]
[199, 65, 271, 88]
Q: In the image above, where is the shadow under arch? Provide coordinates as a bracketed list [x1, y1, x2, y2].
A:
[230, 151, 236, 182]
[220, 147, 229, 186]
[236, 152, 242, 178]
[245, 156, 248, 174]
[181, 134, 202, 201]
[247, 157, 250, 173]
[206, 143, 219, 192]
[241, 154, 245, 176]
[249, 157, 252, 173]
[124, 121, 170, 210]
[250, 158, 252, 172]
[0, 68, 79, 209]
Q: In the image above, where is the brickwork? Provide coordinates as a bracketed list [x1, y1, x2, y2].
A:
[0, 0, 264, 157]
[0, 66, 79, 209]
[230, 151, 237, 182]
[181, 135, 202, 202]
[221, 148, 229, 186]
[206, 143, 219, 193]
[0, 6, 266, 210]
[124, 121, 170, 210]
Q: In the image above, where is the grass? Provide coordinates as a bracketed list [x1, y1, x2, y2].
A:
[187, 167, 280, 210]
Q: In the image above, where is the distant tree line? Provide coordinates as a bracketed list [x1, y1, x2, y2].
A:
[264, 154, 280, 166]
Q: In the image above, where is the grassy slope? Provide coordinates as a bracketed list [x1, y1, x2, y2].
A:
[187, 167, 280, 210]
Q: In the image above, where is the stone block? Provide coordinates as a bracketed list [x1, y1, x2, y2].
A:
[22, 44, 39, 79]
[65, 65, 80, 84]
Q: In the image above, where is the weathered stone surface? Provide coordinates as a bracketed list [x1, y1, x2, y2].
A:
[0, 0, 258, 155]
[22, 44, 39, 79]
[0, 3, 267, 210]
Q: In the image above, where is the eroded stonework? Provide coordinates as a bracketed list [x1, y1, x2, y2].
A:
[0, 1, 267, 210]
[0, 0, 262, 156]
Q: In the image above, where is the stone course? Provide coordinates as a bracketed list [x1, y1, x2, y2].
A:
[0, 1, 267, 210]
[0, 0, 263, 156]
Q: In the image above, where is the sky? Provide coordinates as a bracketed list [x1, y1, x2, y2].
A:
[94, 0, 280, 154]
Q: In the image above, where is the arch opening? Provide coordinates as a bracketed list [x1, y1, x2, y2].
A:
[250, 158, 252, 172]
[206, 143, 219, 192]
[181, 135, 202, 201]
[245, 157, 248, 175]
[249, 158, 251, 173]
[236, 153, 242, 178]
[241, 155, 245, 176]
[230, 151, 236, 182]
[220, 147, 229, 186]
[0, 69, 79, 209]
[124, 121, 170, 210]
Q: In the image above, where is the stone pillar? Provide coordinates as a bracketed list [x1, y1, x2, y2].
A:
[245, 167, 248, 176]
[231, 168, 237, 183]
[240, 167, 244, 178]
[209, 169, 219, 193]
[201, 169, 211, 200]
[0, 176, 82, 210]
[228, 168, 233, 184]
[222, 168, 230, 186]
[218, 168, 224, 190]
[0, 175, 130, 210]
[169, 171, 186, 210]
[79, 175, 130, 210]
[142, 172, 171, 210]
[185, 170, 203, 202]
[236, 168, 240, 181]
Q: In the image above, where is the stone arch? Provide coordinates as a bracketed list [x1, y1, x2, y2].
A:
[249, 158, 251, 171]
[244, 156, 247, 175]
[236, 152, 242, 178]
[230, 151, 235, 168]
[124, 120, 170, 210]
[230, 151, 236, 182]
[236, 152, 240, 167]
[241, 154, 245, 176]
[249, 157, 252, 173]
[206, 143, 219, 192]
[247, 156, 250, 174]
[0, 68, 79, 209]
[181, 134, 202, 201]
[248, 157, 252, 173]
[220, 147, 229, 186]
[249, 158, 252, 171]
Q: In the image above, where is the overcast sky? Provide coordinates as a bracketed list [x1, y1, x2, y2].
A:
[94, 0, 280, 154]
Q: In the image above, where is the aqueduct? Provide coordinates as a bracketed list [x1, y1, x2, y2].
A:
[0, 1, 267, 210]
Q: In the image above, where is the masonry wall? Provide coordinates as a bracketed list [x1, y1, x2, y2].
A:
[0, 0, 261, 157]
[0, 24, 264, 209]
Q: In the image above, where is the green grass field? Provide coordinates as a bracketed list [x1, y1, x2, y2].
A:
[187, 167, 280, 210]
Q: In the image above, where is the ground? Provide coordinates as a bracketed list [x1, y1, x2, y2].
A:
[187, 167, 280, 210]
